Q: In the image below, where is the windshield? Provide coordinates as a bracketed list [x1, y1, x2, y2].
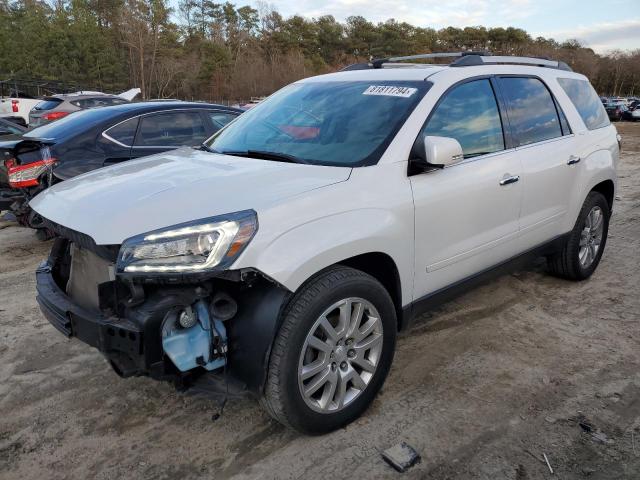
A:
[204, 81, 430, 167]
[24, 108, 114, 140]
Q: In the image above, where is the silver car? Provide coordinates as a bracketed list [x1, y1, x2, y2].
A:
[29, 93, 129, 126]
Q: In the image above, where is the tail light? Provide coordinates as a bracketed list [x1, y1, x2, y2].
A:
[11, 99, 18, 113]
[8, 158, 56, 188]
[42, 111, 69, 121]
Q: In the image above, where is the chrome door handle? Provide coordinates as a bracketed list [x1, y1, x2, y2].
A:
[567, 155, 581, 165]
[499, 174, 520, 186]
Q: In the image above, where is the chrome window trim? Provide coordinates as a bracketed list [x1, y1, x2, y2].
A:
[101, 108, 238, 149]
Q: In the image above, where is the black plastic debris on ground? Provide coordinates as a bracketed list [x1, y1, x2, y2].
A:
[382, 442, 421, 473]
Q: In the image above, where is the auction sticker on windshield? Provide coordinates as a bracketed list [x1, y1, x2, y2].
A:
[363, 85, 418, 98]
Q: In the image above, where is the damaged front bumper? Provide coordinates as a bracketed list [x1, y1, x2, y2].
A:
[37, 261, 166, 378]
[35, 240, 291, 393]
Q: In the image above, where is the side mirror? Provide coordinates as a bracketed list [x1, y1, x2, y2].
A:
[409, 135, 464, 174]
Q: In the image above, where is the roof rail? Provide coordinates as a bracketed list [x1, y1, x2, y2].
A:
[451, 54, 572, 71]
[340, 51, 572, 72]
[371, 51, 490, 69]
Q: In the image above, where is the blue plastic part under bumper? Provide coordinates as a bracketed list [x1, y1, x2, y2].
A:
[162, 299, 227, 372]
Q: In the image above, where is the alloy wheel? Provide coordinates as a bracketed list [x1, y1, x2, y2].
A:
[297, 297, 383, 413]
[578, 205, 604, 269]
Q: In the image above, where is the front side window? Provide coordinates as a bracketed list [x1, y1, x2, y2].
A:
[135, 111, 207, 147]
[203, 81, 430, 167]
[500, 77, 562, 146]
[422, 79, 504, 158]
[558, 78, 610, 130]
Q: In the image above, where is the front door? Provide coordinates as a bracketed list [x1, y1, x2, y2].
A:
[410, 78, 523, 299]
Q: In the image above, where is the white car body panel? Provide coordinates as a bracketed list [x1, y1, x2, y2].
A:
[0, 97, 40, 124]
[31, 62, 619, 310]
[30, 147, 351, 245]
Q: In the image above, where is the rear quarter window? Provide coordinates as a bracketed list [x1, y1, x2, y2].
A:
[105, 118, 138, 146]
[557, 78, 610, 130]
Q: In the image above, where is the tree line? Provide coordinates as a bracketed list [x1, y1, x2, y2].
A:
[1, 0, 638, 102]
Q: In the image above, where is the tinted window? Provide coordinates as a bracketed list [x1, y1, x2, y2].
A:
[0, 119, 24, 135]
[422, 79, 504, 157]
[105, 118, 138, 145]
[33, 98, 63, 111]
[558, 78, 610, 131]
[208, 111, 238, 129]
[500, 77, 562, 146]
[135, 111, 207, 147]
[204, 81, 430, 167]
[72, 97, 128, 108]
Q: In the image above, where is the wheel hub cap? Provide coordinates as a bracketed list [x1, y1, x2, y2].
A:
[297, 297, 383, 413]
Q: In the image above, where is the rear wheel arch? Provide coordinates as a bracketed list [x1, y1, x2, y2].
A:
[589, 179, 615, 212]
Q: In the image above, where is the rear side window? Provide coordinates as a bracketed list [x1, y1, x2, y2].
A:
[558, 78, 610, 130]
[105, 118, 138, 146]
[135, 111, 207, 147]
[499, 77, 562, 146]
[423, 79, 504, 158]
[208, 111, 238, 130]
[33, 98, 63, 111]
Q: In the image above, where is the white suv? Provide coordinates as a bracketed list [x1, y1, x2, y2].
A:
[31, 53, 618, 434]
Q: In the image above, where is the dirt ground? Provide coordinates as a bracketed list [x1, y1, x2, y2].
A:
[1, 124, 639, 480]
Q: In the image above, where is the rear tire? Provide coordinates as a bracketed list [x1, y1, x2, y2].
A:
[262, 266, 397, 434]
[547, 191, 610, 280]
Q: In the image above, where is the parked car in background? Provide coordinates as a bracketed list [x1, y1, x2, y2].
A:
[28, 88, 141, 127]
[1, 101, 241, 229]
[30, 52, 618, 434]
[623, 107, 640, 121]
[604, 101, 628, 121]
[0, 92, 41, 126]
[0, 117, 26, 137]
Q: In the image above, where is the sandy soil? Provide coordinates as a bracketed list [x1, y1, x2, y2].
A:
[1, 124, 639, 480]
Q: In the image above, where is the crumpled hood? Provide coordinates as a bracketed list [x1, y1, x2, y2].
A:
[30, 148, 351, 244]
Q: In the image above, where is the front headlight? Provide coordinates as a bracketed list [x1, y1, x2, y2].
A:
[117, 210, 257, 274]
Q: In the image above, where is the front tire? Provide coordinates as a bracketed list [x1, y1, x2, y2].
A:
[262, 266, 397, 434]
[547, 191, 610, 280]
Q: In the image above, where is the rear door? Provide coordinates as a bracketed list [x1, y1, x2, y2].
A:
[411, 77, 523, 298]
[130, 110, 209, 158]
[496, 76, 576, 249]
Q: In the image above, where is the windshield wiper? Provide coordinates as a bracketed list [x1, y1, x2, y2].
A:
[199, 143, 218, 153]
[220, 150, 310, 164]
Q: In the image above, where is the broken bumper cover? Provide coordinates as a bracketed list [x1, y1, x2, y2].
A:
[36, 262, 153, 377]
[36, 259, 293, 392]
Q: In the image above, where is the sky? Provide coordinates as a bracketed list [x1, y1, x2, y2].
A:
[255, 0, 640, 53]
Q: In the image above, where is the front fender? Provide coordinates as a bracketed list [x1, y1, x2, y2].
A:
[241, 208, 414, 306]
